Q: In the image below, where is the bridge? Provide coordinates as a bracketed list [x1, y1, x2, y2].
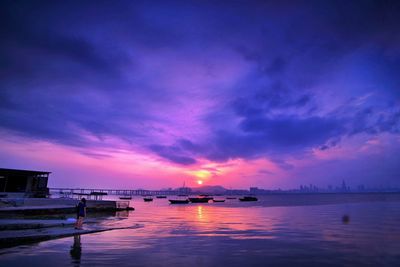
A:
[49, 188, 188, 196]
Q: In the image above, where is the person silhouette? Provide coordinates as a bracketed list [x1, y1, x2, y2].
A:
[70, 234, 82, 265]
[74, 198, 87, 230]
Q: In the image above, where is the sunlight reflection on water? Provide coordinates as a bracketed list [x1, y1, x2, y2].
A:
[1, 194, 400, 266]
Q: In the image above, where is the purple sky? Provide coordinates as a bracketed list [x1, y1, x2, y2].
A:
[1, 0, 400, 189]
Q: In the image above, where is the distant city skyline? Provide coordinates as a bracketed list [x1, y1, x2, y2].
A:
[1, 1, 400, 189]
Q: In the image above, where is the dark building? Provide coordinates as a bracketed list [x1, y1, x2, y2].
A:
[0, 168, 50, 198]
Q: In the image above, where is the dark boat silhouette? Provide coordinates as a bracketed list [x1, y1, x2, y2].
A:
[226, 197, 237, 199]
[212, 199, 225, 203]
[143, 197, 153, 202]
[119, 196, 132, 200]
[169, 199, 189, 204]
[156, 195, 167, 198]
[189, 197, 213, 203]
[239, 196, 258, 202]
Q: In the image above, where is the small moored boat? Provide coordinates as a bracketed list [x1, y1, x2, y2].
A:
[212, 199, 225, 203]
[156, 195, 167, 199]
[189, 197, 213, 203]
[143, 197, 153, 202]
[239, 196, 258, 202]
[169, 199, 189, 204]
[119, 196, 132, 200]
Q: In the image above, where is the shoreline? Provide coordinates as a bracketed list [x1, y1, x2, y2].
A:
[0, 223, 143, 248]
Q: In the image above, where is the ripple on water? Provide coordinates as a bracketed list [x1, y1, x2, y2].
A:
[1, 195, 400, 266]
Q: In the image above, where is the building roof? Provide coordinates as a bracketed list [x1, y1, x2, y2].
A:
[0, 168, 51, 176]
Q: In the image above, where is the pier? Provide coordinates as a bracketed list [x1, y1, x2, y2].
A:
[50, 188, 180, 196]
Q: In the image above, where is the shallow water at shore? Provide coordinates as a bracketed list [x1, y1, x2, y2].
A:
[1, 194, 400, 266]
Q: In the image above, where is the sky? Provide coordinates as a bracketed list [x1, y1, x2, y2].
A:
[1, 0, 400, 189]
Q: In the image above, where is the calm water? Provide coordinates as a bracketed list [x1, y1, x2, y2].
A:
[1, 194, 400, 266]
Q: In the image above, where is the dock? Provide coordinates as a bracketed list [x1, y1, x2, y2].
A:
[51, 187, 180, 196]
[0, 198, 133, 218]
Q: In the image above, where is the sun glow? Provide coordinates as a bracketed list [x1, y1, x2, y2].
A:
[197, 180, 203, 185]
[194, 170, 210, 178]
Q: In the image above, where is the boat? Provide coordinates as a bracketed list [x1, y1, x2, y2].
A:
[239, 196, 258, 202]
[143, 197, 153, 202]
[156, 195, 167, 199]
[169, 199, 189, 204]
[119, 196, 132, 200]
[189, 197, 213, 203]
[226, 197, 237, 199]
[212, 199, 225, 203]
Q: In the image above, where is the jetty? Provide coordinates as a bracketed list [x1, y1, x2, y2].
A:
[0, 198, 132, 218]
[51, 187, 179, 197]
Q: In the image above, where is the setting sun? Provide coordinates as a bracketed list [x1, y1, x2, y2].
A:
[197, 180, 203, 185]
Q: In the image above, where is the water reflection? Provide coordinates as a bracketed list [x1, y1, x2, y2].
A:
[115, 210, 129, 218]
[197, 205, 203, 221]
[70, 235, 82, 266]
[179, 203, 278, 237]
[1, 195, 400, 267]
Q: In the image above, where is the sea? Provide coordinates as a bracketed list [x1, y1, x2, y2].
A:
[0, 193, 400, 267]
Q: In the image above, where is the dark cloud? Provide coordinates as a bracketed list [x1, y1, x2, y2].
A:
[239, 116, 343, 147]
[232, 82, 315, 118]
[0, 2, 129, 83]
[254, 87, 312, 110]
[154, 113, 344, 163]
[0, 1, 175, 149]
[144, 97, 400, 165]
[200, 99, 399, 162]
[200, 115, 343, 162]
[348, 108, 400, 135]
[270, 159, 294, 171]
[149, 144, 197, 165]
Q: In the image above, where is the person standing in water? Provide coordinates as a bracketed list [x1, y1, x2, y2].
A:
[75, 198, 86, 230]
